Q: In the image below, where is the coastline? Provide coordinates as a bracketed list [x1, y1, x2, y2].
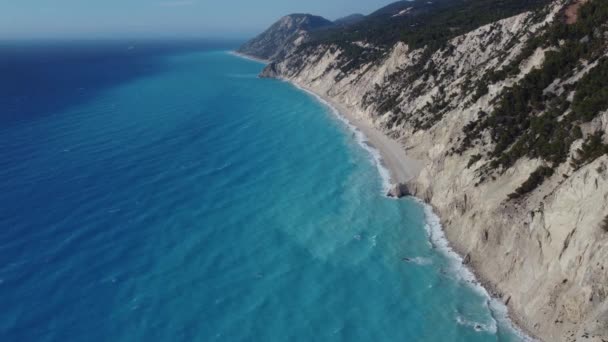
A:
[228, 51, 270, 65]
[229, 51, 421, 189]
[289, 82, 424, 189]
[296, 82, 537, 342]
[299, 82, 538, 342]
[230, 51, 536, 341]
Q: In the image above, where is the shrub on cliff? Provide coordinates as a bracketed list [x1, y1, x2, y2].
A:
[459, 0, 608, 175]
[508, 165, 554, 199]
[602, 215, 608, 233]
[471, 82, 489, 103]
[467, 154, 482, 168]
[308, 0, 551, 72]
[572, 57, 608, 122]
[571, 131, 608, 169]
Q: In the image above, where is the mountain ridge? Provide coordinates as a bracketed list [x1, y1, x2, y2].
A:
[333, 14, 365, 26]
[236, 13, 333, 61]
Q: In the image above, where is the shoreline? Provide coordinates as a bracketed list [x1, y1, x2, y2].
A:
[295, 82, 537, 341]
[302, 83, 539, 342]
[419, 201, 538, 341]
[290, 82, 424, 189]
[231, 51, 537, 341]
[228, 51, 420, 189]
[228, 51, 270, 65]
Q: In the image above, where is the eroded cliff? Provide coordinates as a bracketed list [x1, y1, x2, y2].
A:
[256, 0, 608, 340]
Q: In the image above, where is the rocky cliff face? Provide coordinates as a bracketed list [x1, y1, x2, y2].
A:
[236, 14, 334, 61]
[251, 0, 608, 341]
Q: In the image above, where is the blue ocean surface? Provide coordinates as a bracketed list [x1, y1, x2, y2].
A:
[0, 41, 525, 341]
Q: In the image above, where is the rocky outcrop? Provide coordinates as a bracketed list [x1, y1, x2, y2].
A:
[236, 14, 333, 61]
[252, 0, 608, 340]
[387, 183, 410, 198]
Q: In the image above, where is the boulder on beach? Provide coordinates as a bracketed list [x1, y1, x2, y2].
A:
[387, 183, 410, 198]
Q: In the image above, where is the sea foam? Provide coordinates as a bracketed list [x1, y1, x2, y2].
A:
[289, 82, 393, 194]
[418, 200, 537, 341]
[289, 73, 534, 340]
[286, 69, 534, 340]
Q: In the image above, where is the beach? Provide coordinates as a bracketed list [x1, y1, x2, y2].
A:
[6, 46, 482, 341]
[228, 50, 537, 341]
[295, 81, 536, 341]
[266, 67, 539, 341]
[229, 51, 422, 188]
[290, 82, 424, 187]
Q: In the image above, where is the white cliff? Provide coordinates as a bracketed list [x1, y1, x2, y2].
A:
[258, 0, 608, 340]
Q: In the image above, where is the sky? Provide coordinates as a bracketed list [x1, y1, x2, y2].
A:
[0, 0, 395, 39]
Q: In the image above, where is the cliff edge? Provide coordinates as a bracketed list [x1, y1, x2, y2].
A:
[242, 0, 608, 340]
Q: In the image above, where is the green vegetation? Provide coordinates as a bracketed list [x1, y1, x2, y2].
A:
[459, 0, 608, 174]
[571, 131, 608, 169]
[602, 215, 608, 233]
[508, 165, 554, 199]
[470, 34, 545, 98]
[313, 0, 550, 50]
[467, 154, 483, 168]
[295, 0, 608, 192]
[471, 82, 489, 103]
[298, 0, 551, 74]
[572, 57, 608, 121]
[377, 93, 401, 115]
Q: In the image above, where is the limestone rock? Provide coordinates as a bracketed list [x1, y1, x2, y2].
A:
[255, 1, 608, 340]
[387, 183, 410, 198]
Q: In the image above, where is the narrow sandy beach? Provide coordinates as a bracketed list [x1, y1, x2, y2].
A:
[229, 51, 422, 185]
[288, 81, 537, 340]
[293, 83, 423, 187]
[231, 52, 536, 341]
[230, 51, 422, 186]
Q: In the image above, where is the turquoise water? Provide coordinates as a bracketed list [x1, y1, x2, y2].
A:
[0, 44, 525, 341]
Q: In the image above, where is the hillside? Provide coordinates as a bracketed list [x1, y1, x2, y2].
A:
[333, 14, 365, 26]
[312, 0, 550, 48]
[240, 0, 608, 341]
[236, 14, 333, 61]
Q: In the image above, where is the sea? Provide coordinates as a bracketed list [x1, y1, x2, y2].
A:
[0, 40, 528, 341]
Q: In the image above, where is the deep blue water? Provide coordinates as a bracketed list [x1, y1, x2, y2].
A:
[0, 41, 525, 341]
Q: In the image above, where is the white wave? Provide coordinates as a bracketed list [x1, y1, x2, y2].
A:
[410, 256, 432, 266]
[401, 256, 432, 266]
[456, 314, 496, 334]
[214, 61, 532, 339]
[229, 57, 394, 194]
[369, 234, 377, 247]
[417, 199, 537, 341]
[235, 57, 534, 340]
[289, 82, 393, 193]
